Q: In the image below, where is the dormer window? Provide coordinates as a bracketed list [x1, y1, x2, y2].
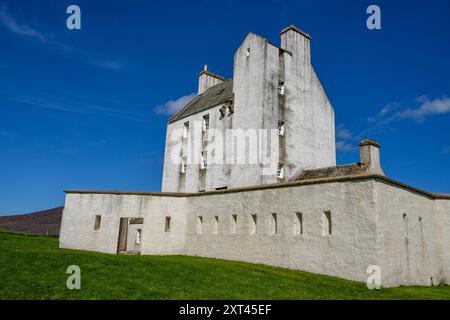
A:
[202, 114, 209, 132]
[200, 151, 207, 170]
[182, 122, 189, 139]
[277, 163, 284, 179]
[278, 121, 285, 136]
[278, 82, 285, 95]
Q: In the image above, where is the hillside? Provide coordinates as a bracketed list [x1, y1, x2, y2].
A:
[0, 207, 63, 236]
[0, 231, 449, 300]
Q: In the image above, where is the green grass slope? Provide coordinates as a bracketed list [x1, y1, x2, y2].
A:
[0, 231, 449, 300]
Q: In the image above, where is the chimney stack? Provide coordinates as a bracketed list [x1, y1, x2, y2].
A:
[198, 64, 224, 95]
[359, 139, 385, 176]
[280, 25, 311, 65]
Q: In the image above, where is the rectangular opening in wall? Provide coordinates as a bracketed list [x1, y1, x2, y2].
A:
[200, 151, 207, 170]
[180, 157, 187, 174]
[323, 211, 332, 235]
[94, 215, 101, 230]
[135, 228, 142, 244]
[277, 163, 284, 179]
[213, 216, 219, 235]
[197, 216, 203, 234]
[231, 214, 237, 234]
[294, 212, 303, 235]
[270, 213, 277, 235]
[250, 214, 257, 235]
[183, 121, 189, 139]
[165, 216, 171, 232]
[202, 114, 210, 132]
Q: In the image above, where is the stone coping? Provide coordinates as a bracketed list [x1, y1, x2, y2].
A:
[64, 174, 450, 200]
[280, 25, 312, 40]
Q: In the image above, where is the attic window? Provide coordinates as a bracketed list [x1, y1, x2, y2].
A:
[246, 48, 251, 57]
[277, 163, 284, 179]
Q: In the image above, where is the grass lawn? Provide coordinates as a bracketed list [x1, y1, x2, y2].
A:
[1, 231, 450, 300]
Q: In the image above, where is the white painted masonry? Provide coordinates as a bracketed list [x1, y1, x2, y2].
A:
[59, 25, 450, 288]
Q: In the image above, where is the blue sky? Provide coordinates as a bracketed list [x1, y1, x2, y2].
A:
[0, 0, 449, 215]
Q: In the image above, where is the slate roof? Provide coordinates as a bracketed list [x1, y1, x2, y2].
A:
[168, 79, 233, 123]
[293, 162, 370, 181]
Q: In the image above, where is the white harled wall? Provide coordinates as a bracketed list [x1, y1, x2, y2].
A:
[60, 178, 450, 287]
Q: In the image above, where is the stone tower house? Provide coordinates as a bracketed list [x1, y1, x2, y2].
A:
[162, 25, 336, 193]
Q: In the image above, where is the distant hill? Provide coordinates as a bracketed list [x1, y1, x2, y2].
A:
[0, 207, 63, 236]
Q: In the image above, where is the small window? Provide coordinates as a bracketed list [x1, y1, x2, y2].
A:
[230, 215, 237, 234]
[200, 151, 207, 170]
[135, 228, 142, 244]
[323, 211, 332, 235]
[197, 216, 203, 234]
[277, 163, 284, 179]
[278, 81, 285, 95]
[249, 214, 257, 235]
[294, 212, 303, 235]
[180, 157, 187, 174]
[246, 48, 251, 57]
[270, 213, 277, 235]
[278, 121, 285, 136]
[213, 216, 219, 235]
[202, 114, 210, 132]
[183, 122, 189, 139]
[94, 215, 101, 230]
[165, 216, 171, 232]
[219, 105, 227, 118]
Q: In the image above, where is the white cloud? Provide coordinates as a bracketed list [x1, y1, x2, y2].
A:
[336, 141, 355, 153]
[154, 93, 196, 115]
[336, 124, 353, 140]
[393, 96, 450, 122]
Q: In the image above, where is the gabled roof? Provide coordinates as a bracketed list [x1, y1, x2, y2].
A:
[168, 79, 233, 123]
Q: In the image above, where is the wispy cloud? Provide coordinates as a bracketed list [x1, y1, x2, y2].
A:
[369, 95, 450, 127]
[0, 6, 46, 42]
[335, 124, 357, 153]
[336, 140, 355, 153]
[12, 95, 150, 123]
[336, 123, 354, 140]
[0, 5, 123, 70]
[154, 93, 196, 115]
